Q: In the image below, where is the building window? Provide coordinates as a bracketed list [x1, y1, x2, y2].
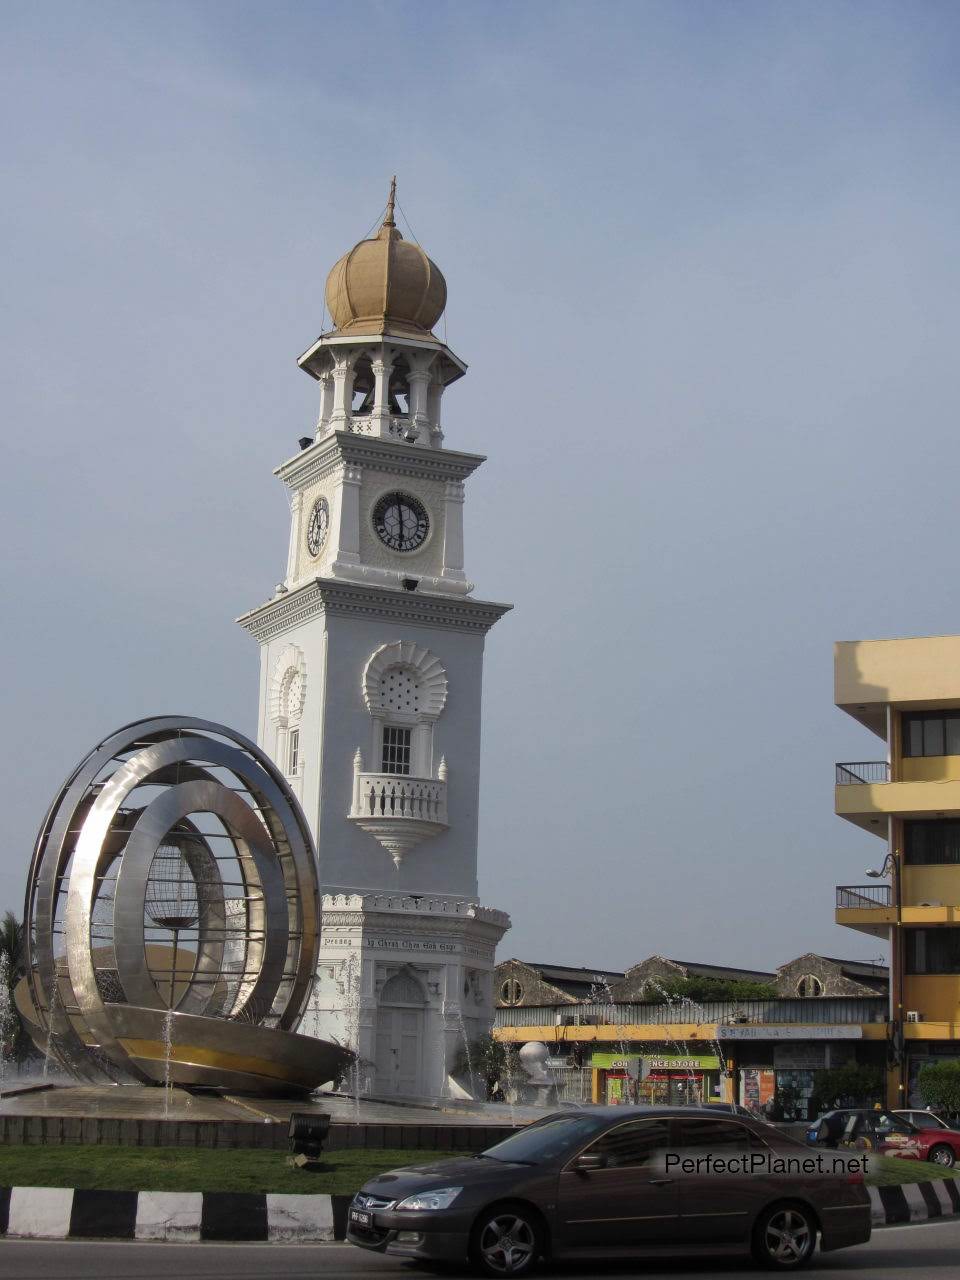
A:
[381, 726, 412, 775]
[795, 974, 824, 998]
[288, 729, 299, 775]
[500, 979, 523, 1005]
[902, 712, 960, 758]
[905, 927, 960, 974]
[905, 819, 960, 865]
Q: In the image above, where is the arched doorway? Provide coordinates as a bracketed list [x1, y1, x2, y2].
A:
[375, 969, 426, 1096]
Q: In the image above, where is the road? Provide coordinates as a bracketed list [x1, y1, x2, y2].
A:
[0, 1220, 958, 1280]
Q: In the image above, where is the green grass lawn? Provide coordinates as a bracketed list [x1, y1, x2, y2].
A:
[0, 1145, 448, 1195]
[866, 1154, 960, 1186]
[0, 1144, 955, 1195]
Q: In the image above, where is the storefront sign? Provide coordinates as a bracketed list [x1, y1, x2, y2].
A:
[647, 1055, 720, 1071]
[592, 1051, 719, 1070]
[591, 1052, 642, 1071]
[718, 1025, 862, 1041]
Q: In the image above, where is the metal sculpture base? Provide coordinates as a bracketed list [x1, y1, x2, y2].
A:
[104, 1005, 350, 1096]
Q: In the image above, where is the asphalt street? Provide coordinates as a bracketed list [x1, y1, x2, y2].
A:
[0, 1220, 958, 1280]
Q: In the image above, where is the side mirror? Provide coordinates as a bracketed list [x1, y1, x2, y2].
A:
[573, 1153, 608, 1172]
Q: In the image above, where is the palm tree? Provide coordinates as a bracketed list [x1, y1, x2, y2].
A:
[0, 911, 27, 1065]
[0, 912, 23, 978]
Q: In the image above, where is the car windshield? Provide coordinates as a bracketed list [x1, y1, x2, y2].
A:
[482, 1114, 609, 1165]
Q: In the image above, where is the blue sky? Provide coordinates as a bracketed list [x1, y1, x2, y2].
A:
[3, 1, 960, 971]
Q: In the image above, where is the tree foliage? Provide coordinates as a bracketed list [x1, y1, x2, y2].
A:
[641, 976, 779, 1003]
[917, 1061, 960, 1116]
[809, 1063, 883, 1112]
[452, 1034, 513, 1100]
[0, 912, 22, 977]
[0, 910, 30, 1064]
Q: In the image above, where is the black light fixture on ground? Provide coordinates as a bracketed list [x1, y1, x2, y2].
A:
[288, 1112, 332, 1167]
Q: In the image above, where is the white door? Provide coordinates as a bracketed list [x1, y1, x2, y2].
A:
[375, 973, 426, 1096]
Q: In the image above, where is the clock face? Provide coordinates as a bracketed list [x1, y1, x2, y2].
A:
[306, 498, 329, 557]
[373, 491, 430, 553]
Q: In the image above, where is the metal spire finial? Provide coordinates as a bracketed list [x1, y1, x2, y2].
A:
[384, 175, 397, 228]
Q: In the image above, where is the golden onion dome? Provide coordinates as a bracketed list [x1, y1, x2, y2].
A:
[324, 179, 447, 338]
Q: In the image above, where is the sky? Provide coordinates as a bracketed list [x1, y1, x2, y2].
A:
[2, 0, 960, 975]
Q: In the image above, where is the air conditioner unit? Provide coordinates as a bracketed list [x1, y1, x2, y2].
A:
[906, 1011, 924, 1023]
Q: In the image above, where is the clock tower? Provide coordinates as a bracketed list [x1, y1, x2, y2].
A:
[237, 182, 511, 1100]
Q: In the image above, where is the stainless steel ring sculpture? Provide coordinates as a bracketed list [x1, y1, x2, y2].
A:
[22, 717, 351, 1095]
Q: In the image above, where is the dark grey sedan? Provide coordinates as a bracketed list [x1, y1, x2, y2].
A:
[346, 1106, 871, 1275]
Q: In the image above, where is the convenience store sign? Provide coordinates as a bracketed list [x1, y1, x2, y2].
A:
[592, 1052, 720, 1070]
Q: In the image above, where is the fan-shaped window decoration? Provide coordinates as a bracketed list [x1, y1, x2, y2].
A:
[381, 667, 420, 714]
[268, 645, 307, 726]
[362, 642, 446, 721]
[380, 971, 426, 1006]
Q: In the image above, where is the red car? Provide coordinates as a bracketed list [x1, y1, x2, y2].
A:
[880, 1117, 960, 1168]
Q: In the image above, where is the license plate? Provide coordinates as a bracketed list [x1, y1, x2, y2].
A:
[350, 1209, 371, 1227]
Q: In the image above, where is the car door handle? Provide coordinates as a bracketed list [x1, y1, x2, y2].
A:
[647, 1178, 674, 1186]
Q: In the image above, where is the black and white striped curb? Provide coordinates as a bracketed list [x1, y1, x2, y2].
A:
[0, 1182, 957, 1240]
[0, 1188, 356, 1241]
[870, 1179, 960, 1225]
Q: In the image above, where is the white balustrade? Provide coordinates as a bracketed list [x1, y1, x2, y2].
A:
[351, 772, 447, 825]
[346, 415, 426, 444]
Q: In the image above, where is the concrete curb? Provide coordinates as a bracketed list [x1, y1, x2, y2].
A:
[3, 1182, 958, 1240]
[0, 1188, 354, 1242]
[869, 1179, 960, 1225]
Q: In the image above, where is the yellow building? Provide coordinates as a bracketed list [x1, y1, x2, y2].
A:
[835, 635, 960, 1105]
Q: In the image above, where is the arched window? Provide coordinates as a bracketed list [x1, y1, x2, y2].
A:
[795, 974, 823, 998]
[500, 978, 523, 1006]
[269, 645, 306, 778]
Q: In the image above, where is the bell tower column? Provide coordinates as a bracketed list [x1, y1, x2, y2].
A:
[370, 350, 394, 439]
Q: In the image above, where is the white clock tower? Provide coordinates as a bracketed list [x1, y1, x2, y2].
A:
[237, 182, 511, 1099]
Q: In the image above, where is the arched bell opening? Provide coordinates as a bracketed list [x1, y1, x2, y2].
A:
[350, 354, 375, 416]
[389, 356, 411, 418]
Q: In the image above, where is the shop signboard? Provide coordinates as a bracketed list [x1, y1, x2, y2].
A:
[719, 1025, 861, 1040]
[591, 1052, 642, 1077]
[592, 1050, 720, 1073]
[645, 1053, 721, 1071]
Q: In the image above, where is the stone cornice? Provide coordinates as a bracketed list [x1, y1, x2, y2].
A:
[321, 912, 508, 944]
[236, 578, 512, 644]
[275, 433, 485, 492]
[298, 332, 467, 381]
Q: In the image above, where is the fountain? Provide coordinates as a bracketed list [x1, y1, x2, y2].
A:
[161, 1005, 175, 1120]
[0, 954, 12, 1091]
[640, 976, 730, 1104]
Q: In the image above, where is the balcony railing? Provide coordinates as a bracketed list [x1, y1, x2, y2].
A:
[346, 414, 423, 443]
[836, 884, 892, 908]
[351, 772, 447, 825]
[836, 761, 890, 785]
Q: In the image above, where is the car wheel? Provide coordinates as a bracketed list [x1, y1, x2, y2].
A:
[929, 1144, 956, 1168]
[471, 1203, 543, 1277]
[752, 1203, 817, 1270]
